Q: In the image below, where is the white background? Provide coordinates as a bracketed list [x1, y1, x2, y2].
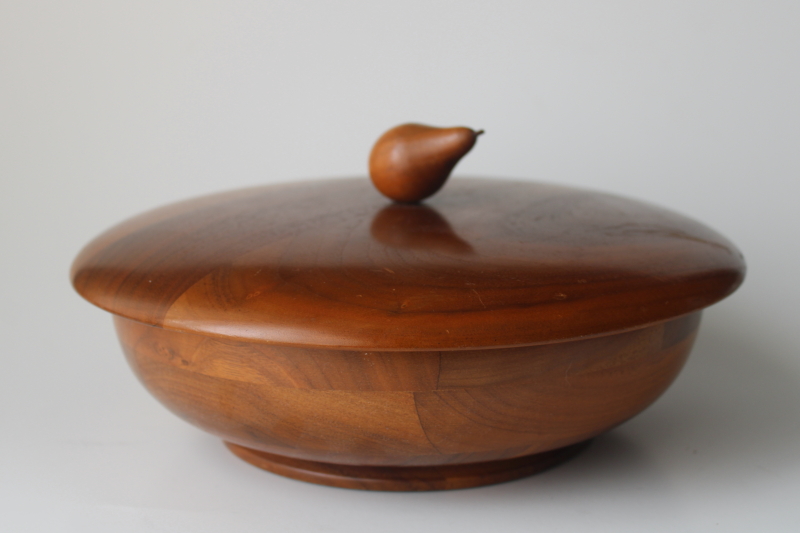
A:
[2, 1, 798, 531]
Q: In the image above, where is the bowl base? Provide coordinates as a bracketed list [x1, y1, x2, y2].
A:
[224, 440, 591, 491]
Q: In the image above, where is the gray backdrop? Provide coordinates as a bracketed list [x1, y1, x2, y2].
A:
[2, 1, 798, 531]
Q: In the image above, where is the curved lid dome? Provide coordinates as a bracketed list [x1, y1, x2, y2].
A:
[72, 178, 744, 350]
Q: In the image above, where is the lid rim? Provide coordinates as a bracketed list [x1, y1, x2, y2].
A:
[72, 177, 745, 350]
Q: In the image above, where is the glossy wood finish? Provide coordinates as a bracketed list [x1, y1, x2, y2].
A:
[74, 178, 744, 351]
[224, 440, 591, 491]
[369, 124, 482, 203]
[116, 312, 699, 490]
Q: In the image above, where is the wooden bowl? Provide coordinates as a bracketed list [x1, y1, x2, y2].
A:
[72, 178, 744, 490]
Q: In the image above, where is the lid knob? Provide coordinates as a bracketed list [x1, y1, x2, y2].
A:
[368, 123, 483, 203]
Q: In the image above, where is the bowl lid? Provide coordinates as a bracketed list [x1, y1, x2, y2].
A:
[72, 178, 744, 350]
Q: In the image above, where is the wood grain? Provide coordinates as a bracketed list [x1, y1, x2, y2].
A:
[73, 178, 744, 351]
[74, 176, 744, 489]
[224, 440, 591, 491]
[368, 124, 481, 203]
[116, 312, 699, 489]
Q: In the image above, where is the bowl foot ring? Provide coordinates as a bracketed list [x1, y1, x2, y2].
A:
[224, 440, 591, 491]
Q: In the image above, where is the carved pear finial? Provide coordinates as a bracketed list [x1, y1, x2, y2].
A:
[369, 123, 483, 203]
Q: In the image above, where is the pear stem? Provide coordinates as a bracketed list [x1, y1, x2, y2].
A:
[475, 129, 485, 136]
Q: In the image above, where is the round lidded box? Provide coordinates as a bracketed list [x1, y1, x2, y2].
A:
[71, 125, 744, 490]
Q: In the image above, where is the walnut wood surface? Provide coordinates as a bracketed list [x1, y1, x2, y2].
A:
[116, 312, 699, 489]
[74, 179, 743, 350]
[224, 440, 590, 491]
[368, 124, 481, 203]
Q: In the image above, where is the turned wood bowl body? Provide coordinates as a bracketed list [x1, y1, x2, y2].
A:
[116, 311, 699, 488]
[73, 178, 744, 490]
